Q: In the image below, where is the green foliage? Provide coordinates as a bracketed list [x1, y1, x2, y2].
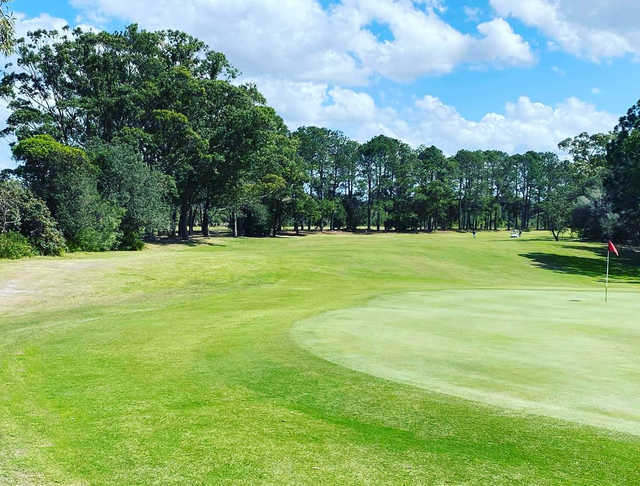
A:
[54, 171, 123, 252]
[606, 100, 640, 243]
[0, 0, 14, 55]
[237, 200, 271, 237]
[89, 139, 173, 249]
[572, 188, 618, 241]
[2, 22, 637, 244]
[0, 231, 34, 259]
[13, 135, 92, 208]
[13, 136, 122, 252]
[0, 180, 65, 255]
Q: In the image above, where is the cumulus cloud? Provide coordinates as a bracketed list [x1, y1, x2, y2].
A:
[70, 0, 533, 84]
[0, 2, 618, 163]
[257, 78, 617, 154]
[490, 0, 640, 60]
[463, 6, 481, 22]
[1, 12, 99, 170]
[14, 12, 69, 37]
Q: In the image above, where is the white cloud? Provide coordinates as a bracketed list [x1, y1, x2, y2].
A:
[0, 2, 616, 163]
[70, 0, 533, 84]
[1, 12, 99, 170]
[490, 0, 640, 60]
[405, 95, 616, 154]
[464, 6, 481, 22]
[13, 12, 69, 38]
[0, 99, 13, 170]
[258, 79, 617, 155]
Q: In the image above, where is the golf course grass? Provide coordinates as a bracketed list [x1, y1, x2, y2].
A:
[1, 231, 639, 484]
[294, 289, 640, 435]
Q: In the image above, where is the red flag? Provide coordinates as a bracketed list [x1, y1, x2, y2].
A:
[608, 240, 619, 257]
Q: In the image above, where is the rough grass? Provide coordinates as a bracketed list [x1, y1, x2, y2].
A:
[1, 231, 639, 485]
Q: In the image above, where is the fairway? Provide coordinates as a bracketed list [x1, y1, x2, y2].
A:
[295, 289, 640, 435]
[2, 231, 640, 484]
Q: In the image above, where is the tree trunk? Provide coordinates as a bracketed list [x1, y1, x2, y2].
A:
[178, 202, 189, 240]
[233, 210, 238, 237]
[188, 206, 195, 235]
[367, 178, 372, 231]
[202, 201, 210, 237]
[170, 209, 178, 237]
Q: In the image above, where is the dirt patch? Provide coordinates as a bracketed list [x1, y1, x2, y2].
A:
[0, 258, 116, 316]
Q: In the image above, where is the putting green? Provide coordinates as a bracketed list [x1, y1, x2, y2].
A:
[294, 289, 640, 435]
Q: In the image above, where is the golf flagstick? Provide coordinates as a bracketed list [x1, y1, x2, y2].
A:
[605, 249, 609, 303]
[605, 240, 619, 303]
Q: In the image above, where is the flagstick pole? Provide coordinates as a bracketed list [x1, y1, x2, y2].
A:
[605, 249, 610, 303]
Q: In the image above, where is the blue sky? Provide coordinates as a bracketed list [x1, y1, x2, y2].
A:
[3, 0, 640, 168]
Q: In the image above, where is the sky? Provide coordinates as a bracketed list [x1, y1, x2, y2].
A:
[2, 0, 640, 169]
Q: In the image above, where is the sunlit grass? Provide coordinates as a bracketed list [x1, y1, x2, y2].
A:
[1, 231, 639, 484]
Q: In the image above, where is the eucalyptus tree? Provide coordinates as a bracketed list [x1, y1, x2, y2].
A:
[605, 100, 640, 243]
[357, 135, 400, 231]
[540, 157, 574, 241]
[415, 145, 455, 230]
[293, 126, 332, 230]
[336, 139, 361, 231]
[0, 0, 13, 55]
[247, 107, 305, 237]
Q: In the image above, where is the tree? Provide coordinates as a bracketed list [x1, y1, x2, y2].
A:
[540, 159, 574, 241]
[247, 108, 304, 237]
[605, 100, 640, 243]
[415, 145, 455, 231]
[147, 109, 208, 239]
[0, 0, 13, 55]
[0, 178, 20, 232]
[559, 132, 611, 181]
[0, 179, 65, 255]
[13, 135, 122, 251]
[89, 139, 174, 248]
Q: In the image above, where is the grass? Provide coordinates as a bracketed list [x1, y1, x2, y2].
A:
[294, 289, 640, 435]
[1, 231, 639, 484]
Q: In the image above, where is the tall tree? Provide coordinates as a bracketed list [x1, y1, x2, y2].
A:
[0, 0, 13, 55]
[605, 100, 640, 243]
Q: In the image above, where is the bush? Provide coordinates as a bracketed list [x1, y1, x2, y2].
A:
[0, 231, 35, 259]
[0, 180, 66, 256]
[54, 171, 124, 252]
[20, 196, 66, 255]
[238, 202, 271, 236]
[89, 139, 173, 249]
[13, 136, 124, 252]
[118, 226, 145, 251]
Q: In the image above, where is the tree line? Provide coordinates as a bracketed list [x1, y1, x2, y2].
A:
[1, 24, 640, 258]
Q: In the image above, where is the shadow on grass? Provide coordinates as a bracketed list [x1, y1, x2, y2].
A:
[520, 249, 640, 283]
[150, 235, 228, 247]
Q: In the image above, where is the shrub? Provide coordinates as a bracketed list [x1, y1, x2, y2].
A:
[118, 227, 145, 251]
[0, 180, 66, 256]
[238, 202, 271, 236]
[89, 139, 173, 249]
[0, 231, 35, 259]
[13, 136, 124, 252]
